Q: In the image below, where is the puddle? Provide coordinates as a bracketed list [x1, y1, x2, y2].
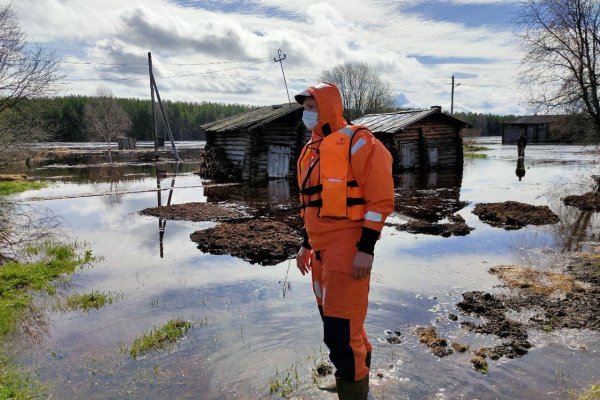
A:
[2, 138, 600, 399]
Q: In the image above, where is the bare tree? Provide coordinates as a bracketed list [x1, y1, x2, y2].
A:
[0, 3, 63, 163]
[84, 87, 132, 163]
[320, 61, 395, 121]
[515, 0, 600, 136]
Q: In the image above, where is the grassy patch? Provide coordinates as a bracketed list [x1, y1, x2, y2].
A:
[0, 242, 93, 399]
[0, 355, 41, 400]
[0, 242, 95, 336]
[463, 144, 491, 152]
[269, 363, 299, 399]
[128, 318, 192, 359]
[572, 383, 600, 399]
[464, 152, 488, 159]
[0, 181, 47, 196]
[63, 290, 122, 312]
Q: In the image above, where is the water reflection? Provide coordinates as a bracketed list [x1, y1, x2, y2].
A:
[516, 156, 526, 181]
[394, 169, 466, 222]
[156, 162, 181, 258]
[5, 138, 600, 399]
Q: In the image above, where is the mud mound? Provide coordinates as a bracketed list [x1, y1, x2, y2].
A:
[395, 189, 468, 222]
[490, 265, 581, 296]
[190, 219, 300, 265]
[414, 326, 454, 357]
[472, 201, 559, 230]
[563, 192, 600, 211]
[139, 202, 248, 222]
[457, 256, 600, 369]
[457, 291, 532, 360]
[391, 214, 473, 237]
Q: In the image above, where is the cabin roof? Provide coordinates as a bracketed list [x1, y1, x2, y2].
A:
[353, 108, 471, 133]
[201, 103, 303, 133]
[505, 115, 564, 125]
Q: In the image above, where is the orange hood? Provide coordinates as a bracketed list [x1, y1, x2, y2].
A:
[295, 82, 347, 137]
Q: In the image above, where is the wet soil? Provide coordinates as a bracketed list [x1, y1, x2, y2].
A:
[414, 326, 454, 357]
[389, 214, 473, 237]
[0, 174, 27, 181]
[395, 188, 468, 222]
[472, 201, 559, 230]
[563, 192, 600, 211]
[456, 252, 600, 368]
[190, 219, 301, 265]
[139, 202, 249, 222]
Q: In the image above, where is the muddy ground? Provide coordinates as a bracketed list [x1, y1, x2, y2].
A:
[454, 252, 600, 371]
[563, 192, 600, 211]
[388, 214, 473, 237]
[140, 201, 303, 265]
[140, 202, 250, 222]
[190, 219, 301, 265]
[395, 188, 468, 222]
[472, 201, 560, 230]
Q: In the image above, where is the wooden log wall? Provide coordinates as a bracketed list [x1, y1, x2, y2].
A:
[375, 116, 463, 172]
[250, 113, 305, 181]
[206, 131, 250, 180]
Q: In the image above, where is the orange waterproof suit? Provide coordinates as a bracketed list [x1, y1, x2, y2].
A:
[295, 82, 394, 382]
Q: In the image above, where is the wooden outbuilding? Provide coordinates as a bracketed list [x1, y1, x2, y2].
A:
[501, 115, 594, 144]
[201, 103, 306, 181]
[353, 107, 470, 172]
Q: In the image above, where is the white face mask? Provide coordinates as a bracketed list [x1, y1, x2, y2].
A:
[302, 110, 319, 129]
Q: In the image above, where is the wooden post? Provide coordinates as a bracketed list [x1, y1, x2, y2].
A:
[151, 74, 180, 161]
[148, 52, 159, 159]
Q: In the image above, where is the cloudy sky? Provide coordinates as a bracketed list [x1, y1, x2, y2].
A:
[11, 0, 526, 115]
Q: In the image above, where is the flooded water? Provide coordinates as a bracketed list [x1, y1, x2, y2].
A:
[3, 138, 600, 399]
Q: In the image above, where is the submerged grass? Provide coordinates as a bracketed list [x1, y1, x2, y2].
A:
[0, 241, 95, 399]
[464, 152, 488, 159]
[63, 290, 122, 312]
[128, 318, 193, 359]
[0, 181, 47, 196]
[573, 383, 600, 399]
[463, 144, 491, 152]
[0, 355, 41, 400]
[269, 363, 300, 399]
[0, 242, 95, 336]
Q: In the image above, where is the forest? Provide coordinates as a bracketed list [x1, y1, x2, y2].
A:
[11, 96, 518, 142]
[19, 96, 255, 142]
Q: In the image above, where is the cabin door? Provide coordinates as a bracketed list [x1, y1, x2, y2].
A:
[267, 145, 290, 179]
[400, 144, 416, 169]
[428, 147, 438, 167]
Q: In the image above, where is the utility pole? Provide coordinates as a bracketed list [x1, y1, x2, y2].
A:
[451, 75, 461, 115]
[147, 52, 180, 161]
[148, 52, 159, 159]
[273, 49, 291, 106]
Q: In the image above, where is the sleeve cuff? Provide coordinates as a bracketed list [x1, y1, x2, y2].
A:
[302, 228, 312, 250]
[357, 227, 380, 255]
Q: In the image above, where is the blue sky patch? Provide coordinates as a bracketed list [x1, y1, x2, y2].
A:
[175, 0, 301, 20]
[401, 1, 520, 29]
[413, 55, 495, 65]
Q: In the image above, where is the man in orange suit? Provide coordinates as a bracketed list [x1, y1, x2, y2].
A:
[295, 82, 394, 399]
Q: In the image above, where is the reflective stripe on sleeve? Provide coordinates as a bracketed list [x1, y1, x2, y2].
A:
[364, 211, 382, 222]
[351, 138, 366, 155]
[339, 127, 354, 137]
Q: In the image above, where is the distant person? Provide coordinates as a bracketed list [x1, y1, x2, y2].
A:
[517, 133, 527, 157]
[516, 157, 526, 181]
[295, 82, 394, 399]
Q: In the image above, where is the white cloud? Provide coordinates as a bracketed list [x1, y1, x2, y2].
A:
[8, 0, 528, 114]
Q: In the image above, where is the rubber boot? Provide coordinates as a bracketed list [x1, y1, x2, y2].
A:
[317, 376, 338, 392]
[336, 376, 369, 400]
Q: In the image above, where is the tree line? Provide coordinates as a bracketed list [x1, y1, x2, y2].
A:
[15, 96, 255, 142]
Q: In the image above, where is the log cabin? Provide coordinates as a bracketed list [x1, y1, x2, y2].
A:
[353, 107, 470, 172]
[200, 103, 306, 181]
